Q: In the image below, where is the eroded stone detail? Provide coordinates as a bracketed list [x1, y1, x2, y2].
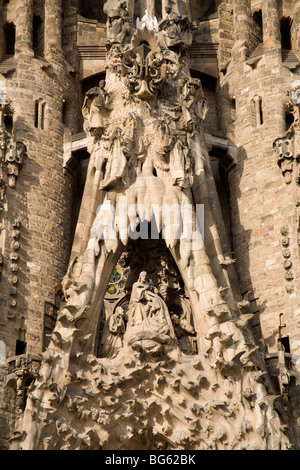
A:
[274, 86, 300, 185]
[12, 3, 296, 451]
[274, 132, 295, 184]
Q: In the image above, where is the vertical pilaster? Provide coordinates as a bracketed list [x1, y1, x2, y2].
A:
[44, 0, 63, 61]
[233, 0, 251, 46]
[232, 0, 251, 63]
[262, 0, 280, 45]
[15, 0, 33, 54]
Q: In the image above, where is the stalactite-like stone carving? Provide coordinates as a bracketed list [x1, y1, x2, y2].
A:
[12, 3, 297, 451]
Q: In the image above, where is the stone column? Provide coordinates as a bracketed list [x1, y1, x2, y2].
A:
[262, 0, 281, 45]
[44, 0, 63, 61]
[15, 0, 33, 54]
[233, 0, 251, 46]
[232, 0, 251, 63]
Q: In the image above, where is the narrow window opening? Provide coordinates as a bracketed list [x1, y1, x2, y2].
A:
[3, 22, 15, 56]
[34, 100, 46, 129]
[280, 17, 292, 50]
[62, 99, 67, 125]
[253, 9, 263, 42]
[253, 10, 262, 28]
[134, 0, 148, 22]
[258, 98, 263, 125]
[101, 160, 107, 178]
[33, 15, 44, 58]
[253, 96, 263, 127]
[34, 100, 39, 128]
[15, 340, 27, 355]
[41, 102, 46, 130]
[230, 95, 236, 124]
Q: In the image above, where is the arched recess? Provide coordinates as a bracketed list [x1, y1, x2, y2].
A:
[68, 68, 237, 361]
[94, 234, 198, 359]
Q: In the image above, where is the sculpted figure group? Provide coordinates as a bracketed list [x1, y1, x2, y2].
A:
[14, 1, 295, 452]
[82, 3, 208, 194]
[100, 271, 196, 357]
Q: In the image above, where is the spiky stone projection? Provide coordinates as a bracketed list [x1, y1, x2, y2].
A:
[12, 1, 295, 451]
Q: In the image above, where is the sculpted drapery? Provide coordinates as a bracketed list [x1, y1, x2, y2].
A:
[14, 2, 293, 451]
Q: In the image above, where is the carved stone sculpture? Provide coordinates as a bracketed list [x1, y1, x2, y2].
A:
[158, 6, 193, 49]
[103, 0, 132, 46]
[82, 80, 111, 137]
[100, 306, 125, 358]
[123, 271, 176, 354]
[4, 139, 26, 188]
[273, 132, 295, 184]
[13, 4, 296, 451]
[136, 9, 158, 31]
[171, 313, 196, 354]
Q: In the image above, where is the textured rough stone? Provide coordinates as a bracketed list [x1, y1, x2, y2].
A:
[0, 0, 300, 451]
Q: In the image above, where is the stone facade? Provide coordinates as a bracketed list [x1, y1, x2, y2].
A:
[0, 0, 300, 451]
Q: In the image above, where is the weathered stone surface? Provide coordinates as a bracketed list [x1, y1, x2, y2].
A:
[0, 0, 300, 451]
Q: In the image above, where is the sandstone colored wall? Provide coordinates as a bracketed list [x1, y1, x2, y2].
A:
[0, 0, 300, 450]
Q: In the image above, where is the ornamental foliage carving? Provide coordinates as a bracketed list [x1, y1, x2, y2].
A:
[12, 1, 296, 451]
